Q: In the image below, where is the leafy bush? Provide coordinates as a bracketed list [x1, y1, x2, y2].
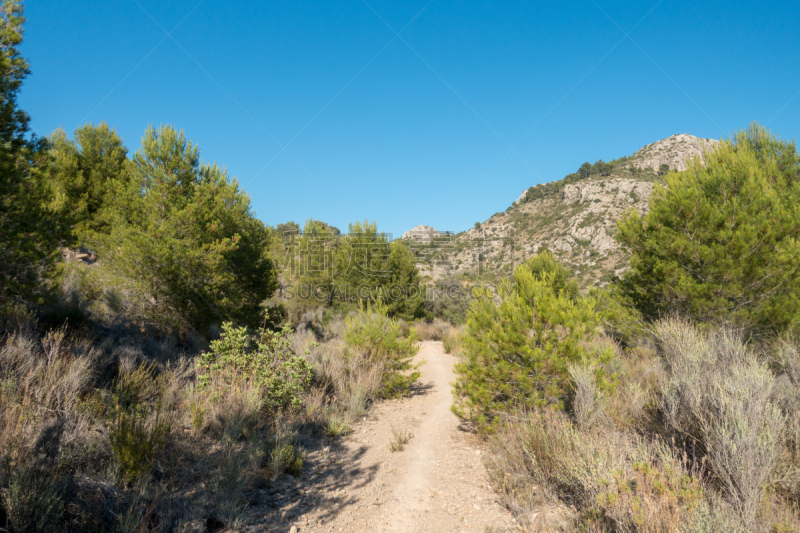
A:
[453, 252, 615, 432]
[343, 301, 421, 399]
[617, 124, 800, 336]
[198, 322, 313, 414]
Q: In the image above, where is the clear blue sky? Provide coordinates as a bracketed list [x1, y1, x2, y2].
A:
[21, 0, 800, 236]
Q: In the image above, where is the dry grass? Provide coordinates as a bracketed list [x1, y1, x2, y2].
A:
[0, 301, 421, 531]
[442, 325, 463, 355]
[482, 319, 800, 532]
[655, 318, 785, 528]
[486, 409, 737, 532]
[415, 318, 450, 341]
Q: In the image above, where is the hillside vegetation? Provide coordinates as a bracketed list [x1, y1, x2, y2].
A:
[4, 0, 800, 531]
[0, 4, 425, 531]
[451, 125, 800, 531]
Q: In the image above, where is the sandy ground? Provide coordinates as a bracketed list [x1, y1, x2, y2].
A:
[243, 341, 518, 533]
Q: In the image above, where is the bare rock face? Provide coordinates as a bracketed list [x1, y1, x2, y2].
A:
[402, 225, 441, 244]
[562, 184, 582, 204]
[629, 133, 720, 172]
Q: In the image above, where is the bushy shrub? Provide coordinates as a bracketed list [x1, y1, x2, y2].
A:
[772, 339, 800, 505]
[343, 301, 421, 399]
[485, 409, 731, 532]
[454, 253, 615, 432]
[197, 322, 313, 414]
[1, 464, 66, 533]
[263, 423, 305, 480]
[568, 362, 606, 430]
[655, 318, 785, 527]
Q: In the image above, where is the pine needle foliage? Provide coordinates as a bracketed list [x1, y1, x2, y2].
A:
[0, 0, 55, 316]
[107, 363, 169, 485]
[48, 123, 130, 244]
[616, 123, 800, 336]
[91, 125, 277, 332]
[453, 252, 615, 433]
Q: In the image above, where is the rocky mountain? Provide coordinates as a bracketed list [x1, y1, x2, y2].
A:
[414, 134, 720, 287]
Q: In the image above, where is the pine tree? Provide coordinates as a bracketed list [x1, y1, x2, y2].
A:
[616, 124, 800, 335]
[292, 219, 423, 318]
[0, 0, 54, 316]
[95, 125, 277, 332]
[453, 252, 613, 433]
[49, 122, 130, 244]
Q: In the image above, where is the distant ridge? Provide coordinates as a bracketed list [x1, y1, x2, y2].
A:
[402, 225, 442, 244]
[411, 134, 721, 287]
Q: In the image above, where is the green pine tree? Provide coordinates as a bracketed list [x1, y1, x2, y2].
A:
[453, 252, 614, 433]
[48, 122, 130, 244]
[94, 125, 277, 332]
[0, 0, 55, 316]
[616, 123, 800, 335]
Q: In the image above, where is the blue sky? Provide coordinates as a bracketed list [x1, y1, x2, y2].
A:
[21, 0, 800, 236]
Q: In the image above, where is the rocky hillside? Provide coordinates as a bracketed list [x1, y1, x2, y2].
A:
[408, 134, 719, 287]
[402, 225, 442, 243]
[627, 133, 719, 172]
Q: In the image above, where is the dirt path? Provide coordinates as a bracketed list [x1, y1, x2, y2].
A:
[244, 341, 517, 533]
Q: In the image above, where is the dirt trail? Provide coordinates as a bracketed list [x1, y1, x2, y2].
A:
[245, 341, 517, 533]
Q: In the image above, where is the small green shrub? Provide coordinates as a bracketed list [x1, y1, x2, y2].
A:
[264, 429, 305, 479]
[389, 425, 413, 452]
[343, 301, 421, 399]
[454, 252, 615, 432]
[198, 322, 313, 414]
[326, 416, 350, 439]
[267, 443, 304, 479]
[108, 364, 169, 485]
[1, 465, 66, 533]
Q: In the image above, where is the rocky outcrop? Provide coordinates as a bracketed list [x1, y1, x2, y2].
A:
[628, 133, 720, 172]
[402, 225, 441, 244]
[562, 184, 582, 204]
